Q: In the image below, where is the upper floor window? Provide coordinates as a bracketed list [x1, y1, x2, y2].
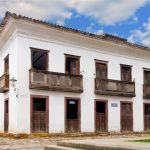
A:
[144, 69, 150, 85]
[65, 54, 80, 75]
[4, 55, 9, 73]
[31, 48, 49, 71]
[95, 60, 107, 79]
[121, 65, 132, 82]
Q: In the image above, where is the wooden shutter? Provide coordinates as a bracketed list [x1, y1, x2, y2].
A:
[70, 58, 79, 75]
[144, 71, 150, 85]
[121, 66, 131, 82]
[96, 63, 107, 79]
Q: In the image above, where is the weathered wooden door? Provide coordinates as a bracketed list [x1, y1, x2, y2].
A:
[65, 99, 80, 133]
[96, 63, 107, 79]
[70, 59, 79, 75]
[95, 101, 107, 132]
[4, 100, 9, 132]
[31, 97, 49, 133]
[144, 104, 150, 131]
[121, 65, 131, 82]
[121, 102, 133, 131]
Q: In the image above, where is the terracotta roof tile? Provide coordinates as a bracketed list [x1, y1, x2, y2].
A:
[0, 11, 150, 51]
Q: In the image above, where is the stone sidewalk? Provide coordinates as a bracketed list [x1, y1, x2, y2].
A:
[54, 136, 150, 150]
[0, 137, 58, 150]
[0, 134, 150, 150]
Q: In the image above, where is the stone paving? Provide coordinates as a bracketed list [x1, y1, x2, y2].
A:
[0, 134, 150, 150]
[0, 137, 59, 150]
[56, 136, 150, 150]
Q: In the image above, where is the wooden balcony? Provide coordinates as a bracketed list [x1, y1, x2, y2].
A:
[0, 73, 9, 93]
[143, 84, 150, 99]
[95, 78, 135, 97]
[29, 69, 83, 93]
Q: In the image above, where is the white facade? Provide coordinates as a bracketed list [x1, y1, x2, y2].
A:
[0, 15, 150, 134]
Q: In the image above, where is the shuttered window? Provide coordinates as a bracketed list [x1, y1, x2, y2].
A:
[96, 62, 107, 79]
[65, 55, 80, 75]
[144, 70, 150, 85]
[121, 65, 132, 82]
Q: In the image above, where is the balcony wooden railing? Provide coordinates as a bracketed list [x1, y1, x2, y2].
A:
[0, 73, 9, 93]
[29, 69, 83, 93]
[95, 78, 135, 97]
[143, 84, 150, 99]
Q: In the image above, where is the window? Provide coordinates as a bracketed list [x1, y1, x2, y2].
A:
[31, 48, 49, 71]
[33, 98, 46, 111]
[121, 65, 132, 82]
[65, 54, 80, 75]
[4, 55, 9, 73]
[67, 99, 79, 119]
[144, 70, 150, 85]
[96, 61, 107, 79]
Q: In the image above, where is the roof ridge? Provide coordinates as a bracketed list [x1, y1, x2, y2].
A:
[0, 11, 150, 51]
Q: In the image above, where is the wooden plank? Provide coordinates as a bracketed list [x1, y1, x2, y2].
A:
[121, 102, 133, 132]
[4, 99, 9, 133]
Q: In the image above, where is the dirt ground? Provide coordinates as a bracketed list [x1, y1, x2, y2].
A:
[0, 137, 59, 150]
[0, 134, 150, 150]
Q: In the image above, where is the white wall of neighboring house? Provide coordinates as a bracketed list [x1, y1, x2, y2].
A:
[0, 36, 19, 133]
[0, 18, 150, 134]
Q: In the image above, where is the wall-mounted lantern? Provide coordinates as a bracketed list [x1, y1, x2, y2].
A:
[10, 77, 17, 87]
[10, 77, 18, 98]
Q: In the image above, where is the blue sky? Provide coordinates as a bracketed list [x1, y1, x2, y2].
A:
[0, 0, 150, 47]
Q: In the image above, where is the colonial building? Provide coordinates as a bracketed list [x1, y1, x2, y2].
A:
[0, 12, 150, 134]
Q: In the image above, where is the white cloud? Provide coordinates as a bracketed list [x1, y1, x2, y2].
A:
[0, 0, 149, 25]
[133, 16, 139, 22]
[128, 18, 150, 47]
[97, 29, 104, 35]
[74, 0, 149, 25]
[0, 0, 75, 25]
[86, 23, 104, 34]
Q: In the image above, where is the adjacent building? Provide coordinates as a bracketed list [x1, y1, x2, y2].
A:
[0, 12, 150, 134]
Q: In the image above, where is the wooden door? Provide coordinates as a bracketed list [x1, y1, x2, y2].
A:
[31, 96, 49, 133]
[65, 99, 80, 133]
[144, 104, 150, 131]
[96, 63, 107, 79]
[70, 59, 79, 75]
[95, 101, 107, 132]
[65, 55, 80, 75]
[121, 102, 133, 131]
[4, 100, 9, 132]
[121, 66, 131, 82]
[144, 71, 150, 85]
[4, 55, 9, 73]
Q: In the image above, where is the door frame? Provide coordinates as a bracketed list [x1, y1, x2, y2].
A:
[4, 98, 9, 133]
[143, 103, 150, 131]
[120, 101, 133, 132]
[64, 97, 81, 132]
[94, 99, 108, 132]
[30, 95, 49, 133]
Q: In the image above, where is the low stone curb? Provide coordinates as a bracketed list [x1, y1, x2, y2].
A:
[0, 131, 150, 139]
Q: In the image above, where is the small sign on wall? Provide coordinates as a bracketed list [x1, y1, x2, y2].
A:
[69, 101, 75, 104]
[111, 103, 118, 107]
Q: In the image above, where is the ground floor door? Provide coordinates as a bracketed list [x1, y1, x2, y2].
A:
[31, 96, 49, 133]
[121, 102, 133, 132]
[65, 98, 80, 133]
[95, 101, 108, 132]
[144, 104, 150, 131]
[4, 100, 9, 132]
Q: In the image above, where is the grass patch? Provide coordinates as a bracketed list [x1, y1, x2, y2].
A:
[128, 139, 150, 143]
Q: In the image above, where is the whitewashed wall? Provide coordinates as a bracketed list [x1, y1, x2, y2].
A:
[16, 33, 150, 133]
[0, 37, 19, 133]
[0, 19, 150, 133]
